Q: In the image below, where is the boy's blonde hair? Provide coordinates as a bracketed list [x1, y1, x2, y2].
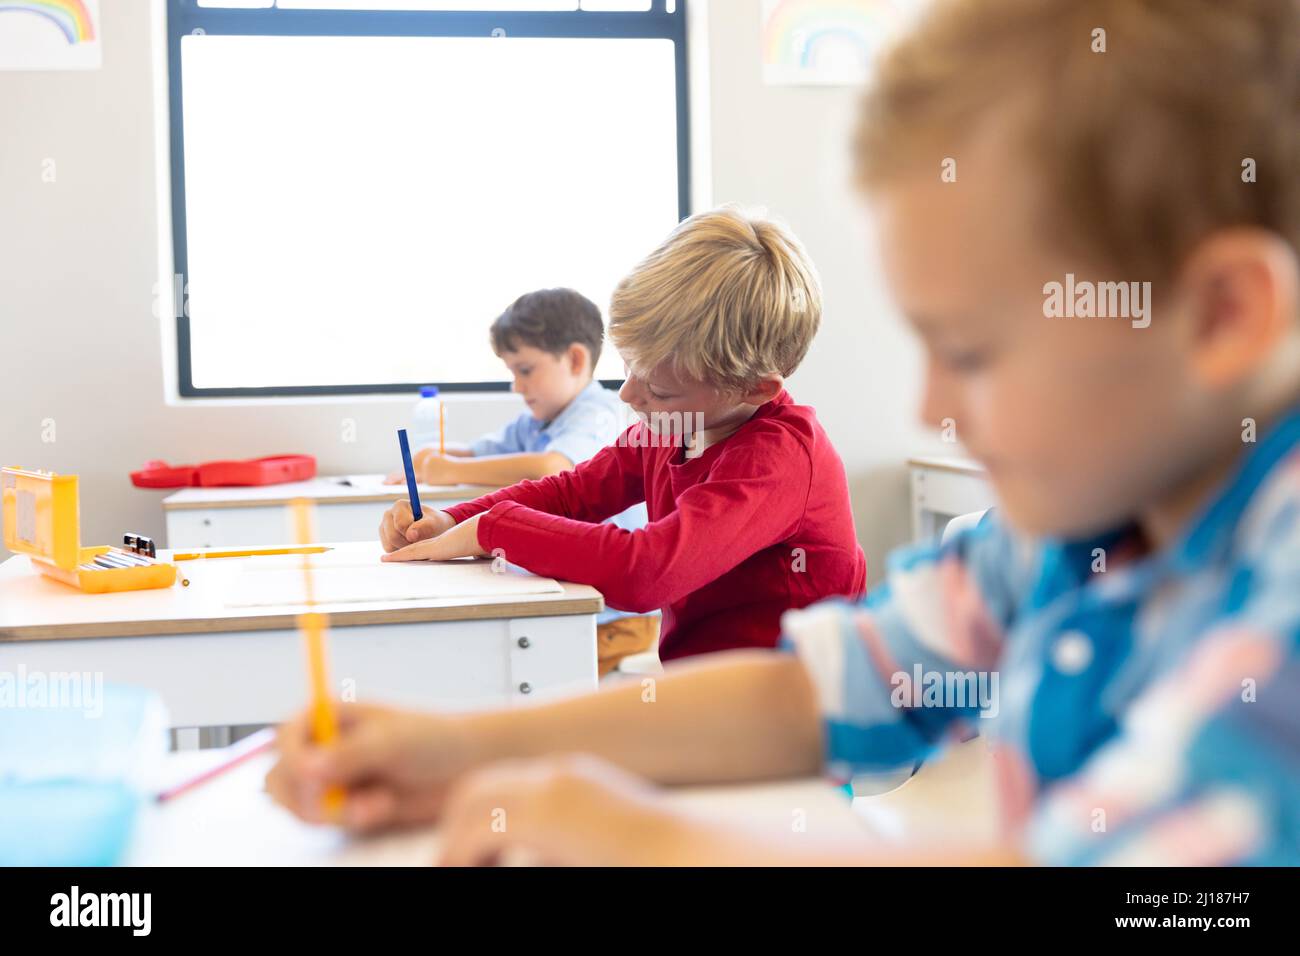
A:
[855, 0, 1300, 286]
[609, 207, 822, 393]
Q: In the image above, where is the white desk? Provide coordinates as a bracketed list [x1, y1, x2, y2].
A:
[852, 737, 1001, 848]
[162, 475, 501, 549]
[126, 751, 873, 866]
[126, 738, 999, 865]
[0, 542, 603, 732]
[907, 456, 996, 542]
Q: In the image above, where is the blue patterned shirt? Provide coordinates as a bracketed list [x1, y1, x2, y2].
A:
[781, 406, 1300, 865]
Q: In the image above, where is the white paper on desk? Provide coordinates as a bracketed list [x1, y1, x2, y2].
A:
[129, 753, 441, 866]
[334, 474, 448, 493]
[224, 558, 564, 607]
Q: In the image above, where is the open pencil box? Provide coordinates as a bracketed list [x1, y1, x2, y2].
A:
[2, 467, 177, 594]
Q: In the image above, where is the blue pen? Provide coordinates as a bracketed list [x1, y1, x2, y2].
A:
[398, 428, 424, 522]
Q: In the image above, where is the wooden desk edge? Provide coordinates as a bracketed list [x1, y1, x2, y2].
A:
[0, 594, 605, 643]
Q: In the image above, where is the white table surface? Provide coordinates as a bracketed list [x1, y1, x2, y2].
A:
[125, 735, 1000, 866]
[0, 542, 604, 727]
[126, 751, 872, 866]
[0, 541, 602, 641]
[852, 737, 1001, 848]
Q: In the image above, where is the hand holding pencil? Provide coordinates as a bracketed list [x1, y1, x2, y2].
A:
[266, 702, 472, 831]
[378, 499, 455, 552]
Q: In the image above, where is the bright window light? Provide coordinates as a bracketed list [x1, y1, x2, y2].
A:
[178, 33, 681, 390]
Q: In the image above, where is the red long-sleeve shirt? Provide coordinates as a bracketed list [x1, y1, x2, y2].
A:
[444, 389, 867, 661]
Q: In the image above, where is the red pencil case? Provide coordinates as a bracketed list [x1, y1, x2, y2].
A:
[130, 455, 317, 488]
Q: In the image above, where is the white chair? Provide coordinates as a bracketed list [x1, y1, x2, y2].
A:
[941, 507, 990, 544]
[854, 508, 990, 796]
[611, 636, 663, 677]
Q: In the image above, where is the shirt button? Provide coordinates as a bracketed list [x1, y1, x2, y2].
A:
[1052, 630, 1093, 674]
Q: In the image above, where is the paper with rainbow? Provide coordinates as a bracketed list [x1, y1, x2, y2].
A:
[0, 0, 101, 71]
[760, 0, 927, 87]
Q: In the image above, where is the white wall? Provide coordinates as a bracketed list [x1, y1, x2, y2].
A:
[0, 0, 944, 580]
[703, 0, 948, 583]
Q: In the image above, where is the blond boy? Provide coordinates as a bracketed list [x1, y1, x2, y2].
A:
[378, 207, 867, 661]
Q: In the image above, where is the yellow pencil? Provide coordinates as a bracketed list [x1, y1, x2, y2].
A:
[439, 402, 446, 457]
[290, 498, 345, 820]
[171, 546, 332, 562]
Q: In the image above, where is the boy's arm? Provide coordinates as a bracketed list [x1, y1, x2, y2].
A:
[455, 425, 813, 611]
[268, 650, 826, 828]
[277, 524, 1025, 835]
[462, 650, 824, 784]
[420, 450, 573, 486]
[444, 428, 645, 526]
[781, 514, 1028, 776]
[496, 558, 1042, 864]
[431, 397, 627, 493]
[434, 748, 1027, 866]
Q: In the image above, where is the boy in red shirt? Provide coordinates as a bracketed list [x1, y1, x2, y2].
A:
[378, 207, 866, 660]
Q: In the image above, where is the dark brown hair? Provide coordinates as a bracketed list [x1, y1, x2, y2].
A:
[489, 288, 605, 371]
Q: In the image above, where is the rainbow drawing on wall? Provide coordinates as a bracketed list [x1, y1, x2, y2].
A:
[761, 0, 926, 86]
[0, 0, 95, 43]
[0, 0, 100, 69]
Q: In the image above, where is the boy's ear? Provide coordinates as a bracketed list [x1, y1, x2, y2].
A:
[742, 376, 785, 406]
[1182, 229, 1300, 390]
[566, 343, 592, 377]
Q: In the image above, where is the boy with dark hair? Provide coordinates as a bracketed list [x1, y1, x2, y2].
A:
[396, 287, 633, 491]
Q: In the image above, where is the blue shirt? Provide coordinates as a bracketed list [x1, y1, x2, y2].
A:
[470, 379, 646, 533]
[780, 403, 1300, 865]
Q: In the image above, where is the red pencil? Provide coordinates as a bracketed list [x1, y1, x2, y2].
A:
[155, 727, 276, 802]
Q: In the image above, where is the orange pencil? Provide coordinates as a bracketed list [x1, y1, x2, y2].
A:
[290, 498, 345, 820]
[438, 402, 446, 457]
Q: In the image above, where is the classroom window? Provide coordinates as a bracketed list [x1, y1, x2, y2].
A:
[167, 0, 688, 396]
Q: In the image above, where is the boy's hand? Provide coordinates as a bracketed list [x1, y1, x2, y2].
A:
[382, 447, 444, 486]
[382, 512, 487, 562]
[378, 500, 455, 552]
[437, 754, 682, 867]
[414, 449, 461, 486]
[265, 702, 474, 831]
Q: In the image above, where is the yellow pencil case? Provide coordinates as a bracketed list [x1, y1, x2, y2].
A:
[2, 466, 177, 593]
